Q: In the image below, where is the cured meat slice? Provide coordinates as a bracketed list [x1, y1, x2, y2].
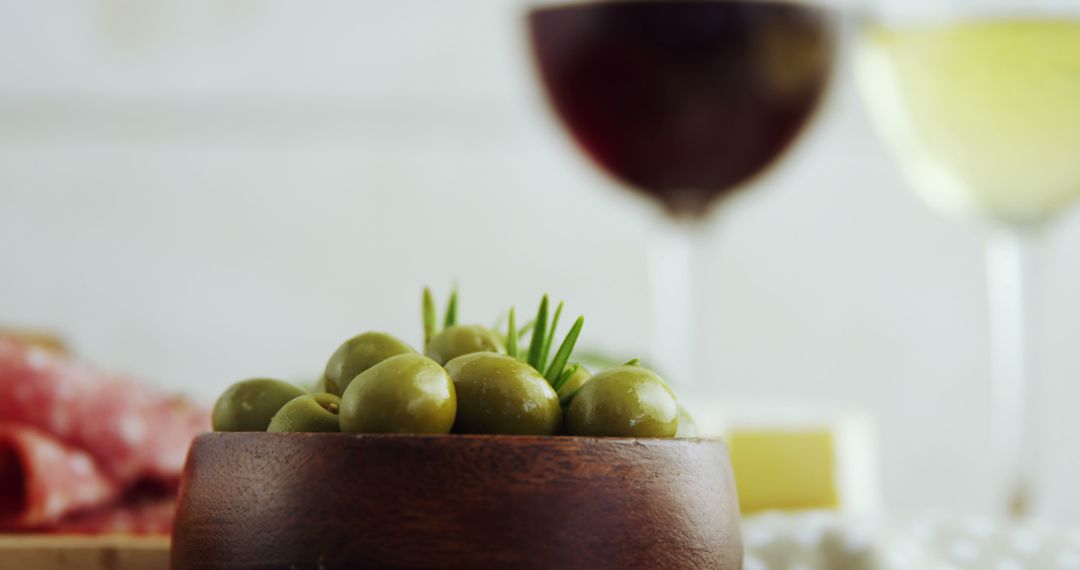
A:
[0, 338, 210, 486]
[0, 423, 119, 529]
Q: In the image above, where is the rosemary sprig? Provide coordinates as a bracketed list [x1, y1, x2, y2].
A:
[545, 316, 584, 387]
[506, 307, 519, 359]
[554, 363, 578, 391]
[517, 319, 535, 341]
[526, 295, 549, 370]
[443, 285, 459, 329]
[427, 288, 586, 388]
[556, 364, 584, 403]
[538, 301, 563, 372]
[422, 287, 438, 346]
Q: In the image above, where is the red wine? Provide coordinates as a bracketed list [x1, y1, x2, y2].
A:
[529, 0, 836, 217]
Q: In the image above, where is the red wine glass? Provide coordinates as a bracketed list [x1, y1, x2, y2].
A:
[528, 0, 840, 391]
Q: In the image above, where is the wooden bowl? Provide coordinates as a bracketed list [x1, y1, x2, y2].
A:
[171, 433, 743, 569]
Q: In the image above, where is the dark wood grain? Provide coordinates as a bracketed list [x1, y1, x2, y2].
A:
[171, 433, 742, 569]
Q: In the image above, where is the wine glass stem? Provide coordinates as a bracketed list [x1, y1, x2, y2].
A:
[985, 225, 1041, 517]
[648, 220, 699, 392]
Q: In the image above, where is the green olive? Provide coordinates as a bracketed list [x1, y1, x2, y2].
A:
[324, 332, 417, 395]
[424, 324, 504, 365]
[212, 378, 306, 432]
[556, 364, 591, 406]
[675, 406, 698, 438]
[445, 353, 561, 435]
[267, 393, 341, 433]
[565, 366, 679, 438]
[339, 353, 456, 434]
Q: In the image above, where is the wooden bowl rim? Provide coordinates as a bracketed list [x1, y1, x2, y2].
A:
[193, 432, 725, 446]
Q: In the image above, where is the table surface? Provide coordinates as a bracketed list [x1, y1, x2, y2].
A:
[4, 514, 1080, 570]
[0, 535, 169, 570]
[744, 511, 1080, 570]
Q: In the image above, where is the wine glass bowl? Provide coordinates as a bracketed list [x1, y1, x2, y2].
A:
[529, 0, 839, 219]
[858, 18, 1080, 226]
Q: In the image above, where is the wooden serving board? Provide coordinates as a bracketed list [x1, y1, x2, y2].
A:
[0, 535, 169, 570]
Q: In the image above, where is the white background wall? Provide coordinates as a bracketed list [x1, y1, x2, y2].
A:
[3, 0, 1080, 521]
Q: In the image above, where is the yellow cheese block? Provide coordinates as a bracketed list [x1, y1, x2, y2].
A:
[685, 398, 879, 514]
[728, 429, 839, 514]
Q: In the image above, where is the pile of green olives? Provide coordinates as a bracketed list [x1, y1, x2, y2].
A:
[211, 290, 692, 438]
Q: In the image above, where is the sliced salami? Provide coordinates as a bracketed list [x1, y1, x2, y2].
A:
[0, 423, 120, 529]
[0, 338, 210, 487]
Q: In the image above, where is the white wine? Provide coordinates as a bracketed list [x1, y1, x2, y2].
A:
[858, 20, 1080, 225]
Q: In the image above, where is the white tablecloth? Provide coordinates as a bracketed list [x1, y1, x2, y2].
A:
[744, 512, 1080, 569]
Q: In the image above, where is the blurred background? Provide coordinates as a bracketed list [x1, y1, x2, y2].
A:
[3, 0, 1080, 524]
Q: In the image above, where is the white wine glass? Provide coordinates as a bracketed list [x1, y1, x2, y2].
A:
[856, 0, 1080, 516]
